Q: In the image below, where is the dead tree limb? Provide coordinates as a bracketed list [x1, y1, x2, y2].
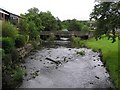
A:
[45, 57, 62, 66]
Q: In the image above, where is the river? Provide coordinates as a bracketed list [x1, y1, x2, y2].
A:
[19, 39, 114, 88]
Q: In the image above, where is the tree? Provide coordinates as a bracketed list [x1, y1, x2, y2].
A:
[39, 11, 59, 31]
[82, 25, 89, 31]
[61, 19, 90, 31]
[90, 1, 120, 42]
[56, 17, 62, 30]
[28, 7, 39, 14]
[19, 7, 42, 40]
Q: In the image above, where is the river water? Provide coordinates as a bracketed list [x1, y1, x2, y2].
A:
[19, 39, 114, 88]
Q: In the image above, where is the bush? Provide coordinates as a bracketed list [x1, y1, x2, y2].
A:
[2, 54, 12, 66]
[71, 36, 86, 47]
[36, 35, 41, 42]
[48, 33, 55, 42]
[31, 41, 38, 49]
[76, 50, 85, 56]
[11, 48, 19, 64]
[15, 35, 26, 48]
[25, 35, 29, 43]
[12, 67, 25, 82]
[1, 37, 15, 53]
[2, 21, 18, 39]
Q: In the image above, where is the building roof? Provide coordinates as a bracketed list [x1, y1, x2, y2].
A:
[0, 8, 21, 18]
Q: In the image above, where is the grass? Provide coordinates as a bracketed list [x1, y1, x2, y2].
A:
[76, 50, 85, 56]
[84, 37, 119, 89]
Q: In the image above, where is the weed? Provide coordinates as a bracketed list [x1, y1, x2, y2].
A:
[77, 50, 85, 56]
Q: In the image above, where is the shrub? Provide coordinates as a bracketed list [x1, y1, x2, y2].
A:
[12, 67, 25, 82]
[2, 21, 18, 39]
[28, 21, 39, 40]
[1, 37, 15, 53]
[71, 36, 86, 47]
[31, 41, 38, 49]
[36, 35, 41, 42]
[48, 33, 55, 43]
[15, 35, 26, 48]
[2, 54, 12, 66]
[25, 35, 29, 43]
[11, 48, 19, 64]
[76, 50, 85, 56]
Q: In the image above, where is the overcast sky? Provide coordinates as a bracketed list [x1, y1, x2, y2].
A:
[0, 0, 95, 21]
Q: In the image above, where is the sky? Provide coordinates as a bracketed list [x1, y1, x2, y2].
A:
[0, 0, 96, 21]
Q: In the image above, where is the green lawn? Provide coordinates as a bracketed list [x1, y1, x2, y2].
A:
[84, 37, 119, 89]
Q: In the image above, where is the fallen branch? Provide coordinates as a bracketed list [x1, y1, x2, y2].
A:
[45, 57, 62, 65]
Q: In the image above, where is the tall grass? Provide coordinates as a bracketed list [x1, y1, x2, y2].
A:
[85, 37, 119, 89]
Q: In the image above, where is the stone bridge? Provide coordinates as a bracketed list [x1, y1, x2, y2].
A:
[40, 31, 93, 40]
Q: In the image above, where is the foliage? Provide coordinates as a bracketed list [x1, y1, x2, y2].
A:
[20, 7, 62, 36]
[31, 41, 38, 49]
[76, 50, 85, 56]
[90, 1, 120, 43]
[48, 33, 55, 41]
[62, 19, 90, 31]
[28, 21, 39, 40]
[12, 67, 25, 82]
[82, 25, 89, 31]
[2, 21, 18, 39]
[84, 37, 119, 89]
[1, 37, 15, 53]
[36, 35, 41, 42]
[25, 35, 29, 43]
[46, 33, 55, 46]
[68, 20, 82, 31]
[10, 48, 19, 64]
[39, 11, 60, 31]
[2, 54, 12, 66]
[2, 48, 19, 67]
[15, 35, 26, 48]
[71, 36, 85, 47]
[0, 48, 5, 58]
[19, 17, 29, 34]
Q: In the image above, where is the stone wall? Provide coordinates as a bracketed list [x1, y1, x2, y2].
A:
[17, 43, 33, 59]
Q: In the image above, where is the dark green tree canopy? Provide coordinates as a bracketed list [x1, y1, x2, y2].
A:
[90, 1, 120, 42]
[62, 19, 90, 31]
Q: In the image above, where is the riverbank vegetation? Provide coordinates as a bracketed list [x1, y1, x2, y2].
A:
[89, 1, 119, 89]
[86, 37, 119, 89]
[71, 36, 119, 89]
[1, 1, 119, 88]
[1, 22, 25, 88]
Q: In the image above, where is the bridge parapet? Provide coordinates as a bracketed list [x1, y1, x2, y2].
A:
[40, 31, 92, 36]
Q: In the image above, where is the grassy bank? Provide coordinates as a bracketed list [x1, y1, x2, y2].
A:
[84, 37, 119, 89]
[71, 36, 119, 89]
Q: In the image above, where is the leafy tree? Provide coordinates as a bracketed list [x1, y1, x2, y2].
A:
[19, 7, 43, 40]
[27, 21, 39, 40]
[90, 1, 120, 42]
[56, 17, 62, 30]
[39, 11, 59, 31]
[62, 19, 90, 31]
[2, 21, 18, 39]
[28, 7, 39, 14]
[82, 25, 89, 31]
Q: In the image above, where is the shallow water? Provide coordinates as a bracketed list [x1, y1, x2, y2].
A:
[19, 45, 114, 88]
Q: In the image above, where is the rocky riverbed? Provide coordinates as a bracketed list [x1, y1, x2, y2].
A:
[19, 47, 114, 88]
